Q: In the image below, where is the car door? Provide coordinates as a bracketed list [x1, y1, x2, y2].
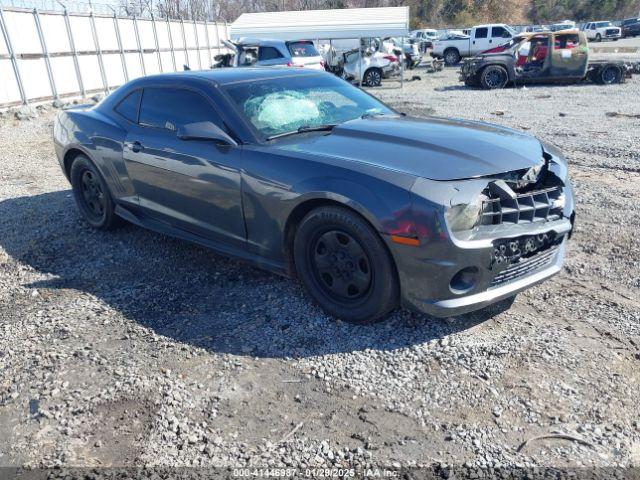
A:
[123, 86, 246, 247]
[550, 32, 588, 79]
[490, 26, 512, 48]
[470, 27, 490, 54]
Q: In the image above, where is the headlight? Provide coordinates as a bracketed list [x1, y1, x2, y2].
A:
[445, 195, 485, 232]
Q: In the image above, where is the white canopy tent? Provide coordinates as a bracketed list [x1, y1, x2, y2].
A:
[230, 7, 410, 87]
[230, 6, 410, 41]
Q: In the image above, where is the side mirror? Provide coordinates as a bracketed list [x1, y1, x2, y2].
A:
[176, 121, 238, 146]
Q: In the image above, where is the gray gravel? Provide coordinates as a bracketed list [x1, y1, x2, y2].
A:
[0, 65, 639, 473]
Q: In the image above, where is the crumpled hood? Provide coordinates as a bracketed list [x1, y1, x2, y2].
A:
[276, 116, 545, 181]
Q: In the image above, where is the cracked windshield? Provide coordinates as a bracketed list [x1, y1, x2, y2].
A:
[224, 74, 392, 138]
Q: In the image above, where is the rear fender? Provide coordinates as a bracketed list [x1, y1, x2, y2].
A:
[55, 109, 134, 200]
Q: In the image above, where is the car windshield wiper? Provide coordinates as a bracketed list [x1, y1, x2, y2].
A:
[266, 124, 338, 141]
[361, 111, 387, 119]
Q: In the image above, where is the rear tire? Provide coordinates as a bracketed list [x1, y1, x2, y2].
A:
[70, 155, 122, 230]
[598, 65, 622, 84]
[480, 65, 509, 89]
[444, 48, 461, 66]
[363, 67, 383, 87]
[293, 206, 399, 324]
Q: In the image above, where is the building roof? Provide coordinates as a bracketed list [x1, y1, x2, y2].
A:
[230, 7, 410, 41]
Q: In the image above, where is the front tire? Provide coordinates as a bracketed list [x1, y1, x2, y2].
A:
[480, 65, 509, 89]
[293, 206, 399, 324]
[596, 33, 602, 42]
[70, 155, 122, 230]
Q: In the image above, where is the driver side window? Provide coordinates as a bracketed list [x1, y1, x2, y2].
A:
[138, 87, 225, 132]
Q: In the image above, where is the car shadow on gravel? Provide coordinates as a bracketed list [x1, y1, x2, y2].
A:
[0, 191, 509, 358]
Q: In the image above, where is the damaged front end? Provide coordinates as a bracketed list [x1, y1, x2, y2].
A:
[390, 147, 574, 317]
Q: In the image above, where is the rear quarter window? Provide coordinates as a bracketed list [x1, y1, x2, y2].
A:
[114, 89, 142, 123]
[287, 41, 319, 57]
[259, 46, 284, 61]
[475, 28, 488, 39]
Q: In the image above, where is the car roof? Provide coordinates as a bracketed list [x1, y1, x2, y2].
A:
[515, 28, 580, 39]
[128, 67, 326, 87]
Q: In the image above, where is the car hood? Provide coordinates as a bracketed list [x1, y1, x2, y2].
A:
[274, 116, 545, 181]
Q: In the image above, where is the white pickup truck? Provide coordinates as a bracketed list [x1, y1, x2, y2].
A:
[431, 24, 516, 65]
[582, 21, 622, 41]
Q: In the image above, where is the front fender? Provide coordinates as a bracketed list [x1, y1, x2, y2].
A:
[289, 176, 414, 236]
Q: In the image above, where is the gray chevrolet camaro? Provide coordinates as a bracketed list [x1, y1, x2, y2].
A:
[53, 68, 574, 323]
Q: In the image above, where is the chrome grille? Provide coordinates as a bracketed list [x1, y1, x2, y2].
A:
[480, 186, 563, 226]
[490, 244, 559, 288]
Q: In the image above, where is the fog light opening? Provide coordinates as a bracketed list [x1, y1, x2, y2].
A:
[449, 267, 479, 295]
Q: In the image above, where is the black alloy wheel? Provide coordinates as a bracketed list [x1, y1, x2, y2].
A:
[600, 65, 622, 84]
[70, 155, 122, 230]
[80, 169, 106, 219]
[480, 65, 509, 89]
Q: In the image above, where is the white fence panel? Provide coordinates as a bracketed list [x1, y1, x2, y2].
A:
[118, 18, 137, 49]
[0, 59, 21, 105]
[138, 19, 155, 49]
[0, 7, 230, 107]
[69, 15, 94, 51]
[0, 22, 7, 56]
[143, 52, 160, 74]
[18, 58, 51, 98]
[155, 20, 170, 49]
[39, 13, 70, 53]
[77, 55, 102, 90]
[124, 52, 143, 78]
[207, 23, 219, 49]
[94, 16, 118, 51]
[50, 56, 79, 94]
[5, 10, 40, 53]
[169, 21, 183, 49]
[103, 53, 125, 87]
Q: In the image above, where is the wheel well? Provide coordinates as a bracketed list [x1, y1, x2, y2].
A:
[63, 148, 85, 179]
[364, 66, 382, 76]
[444, 47, 459, 56]
[283, 198, 397, 280]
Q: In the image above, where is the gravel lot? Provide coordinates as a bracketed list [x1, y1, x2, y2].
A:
[1, 62, 639, 475]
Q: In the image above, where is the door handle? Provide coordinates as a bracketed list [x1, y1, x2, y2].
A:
[129, 141, 143, 153]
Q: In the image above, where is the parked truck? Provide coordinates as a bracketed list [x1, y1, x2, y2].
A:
[459, 30, 636, 89]
[431, 24, 516, 65]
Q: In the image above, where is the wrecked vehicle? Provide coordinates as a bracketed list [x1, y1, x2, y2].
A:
[219, 38, 325, 70]
[382, 37, 422, 69]
[460, 30, 635, 89]
[54, 68, 574, 323]
[341, 47, 400, 86]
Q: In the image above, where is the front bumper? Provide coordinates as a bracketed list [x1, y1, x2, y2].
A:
[388, 214, 573, 318]
[419, 238, 567, 317]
